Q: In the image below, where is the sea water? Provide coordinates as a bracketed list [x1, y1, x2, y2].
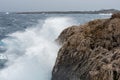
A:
[0, 12, 111, 80]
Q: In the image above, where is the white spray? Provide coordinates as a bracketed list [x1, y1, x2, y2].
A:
[0, 17, 77, 80]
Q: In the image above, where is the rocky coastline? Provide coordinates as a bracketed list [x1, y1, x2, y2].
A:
[16, 9, 119, 14]
[52, 13, 120, 80]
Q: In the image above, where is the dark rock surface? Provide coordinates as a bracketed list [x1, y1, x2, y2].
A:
[52, 13, 120, 80]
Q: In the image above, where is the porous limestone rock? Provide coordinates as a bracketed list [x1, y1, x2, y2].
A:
[52, 13, 120, 80]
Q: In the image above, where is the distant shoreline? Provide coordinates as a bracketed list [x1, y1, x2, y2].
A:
[16, 9, 120, 14]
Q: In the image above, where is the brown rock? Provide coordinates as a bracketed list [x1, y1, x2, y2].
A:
[111, 12, 120, 19]
[52, 13, 120, 80]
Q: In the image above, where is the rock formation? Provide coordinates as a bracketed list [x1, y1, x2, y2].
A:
[52, 13, 120, 80]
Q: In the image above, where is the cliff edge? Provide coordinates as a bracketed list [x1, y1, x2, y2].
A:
[52, 13, 120, 80]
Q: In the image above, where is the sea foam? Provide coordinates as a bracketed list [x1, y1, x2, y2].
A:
[0, 17, 77, 80]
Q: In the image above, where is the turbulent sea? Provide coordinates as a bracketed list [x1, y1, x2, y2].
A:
[0, 12, 111, 80]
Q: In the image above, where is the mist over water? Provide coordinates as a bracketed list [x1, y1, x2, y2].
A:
[0, 17, 77, 80]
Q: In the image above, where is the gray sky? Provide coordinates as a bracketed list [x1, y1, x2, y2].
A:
[0, 0, 120, 12]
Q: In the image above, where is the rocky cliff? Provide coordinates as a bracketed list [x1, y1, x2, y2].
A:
[52, 13, 120, 80]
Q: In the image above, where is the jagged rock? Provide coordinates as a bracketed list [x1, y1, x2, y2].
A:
[52, 13, 120, 80]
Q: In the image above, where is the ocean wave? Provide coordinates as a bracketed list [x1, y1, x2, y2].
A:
[0, 17, 77, 80]
[99, 13, 112, 16]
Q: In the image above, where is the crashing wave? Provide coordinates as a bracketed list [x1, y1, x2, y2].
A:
[0, 17, 77, 80]
[99, 13, 112, 16]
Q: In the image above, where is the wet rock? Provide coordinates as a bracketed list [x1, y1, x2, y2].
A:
[52, 13, 120, 80]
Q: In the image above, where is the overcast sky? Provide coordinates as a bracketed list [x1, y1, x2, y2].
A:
[0, 0, 120, 12]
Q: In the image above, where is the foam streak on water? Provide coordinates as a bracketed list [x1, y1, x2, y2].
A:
[0, 17, 77, 80]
